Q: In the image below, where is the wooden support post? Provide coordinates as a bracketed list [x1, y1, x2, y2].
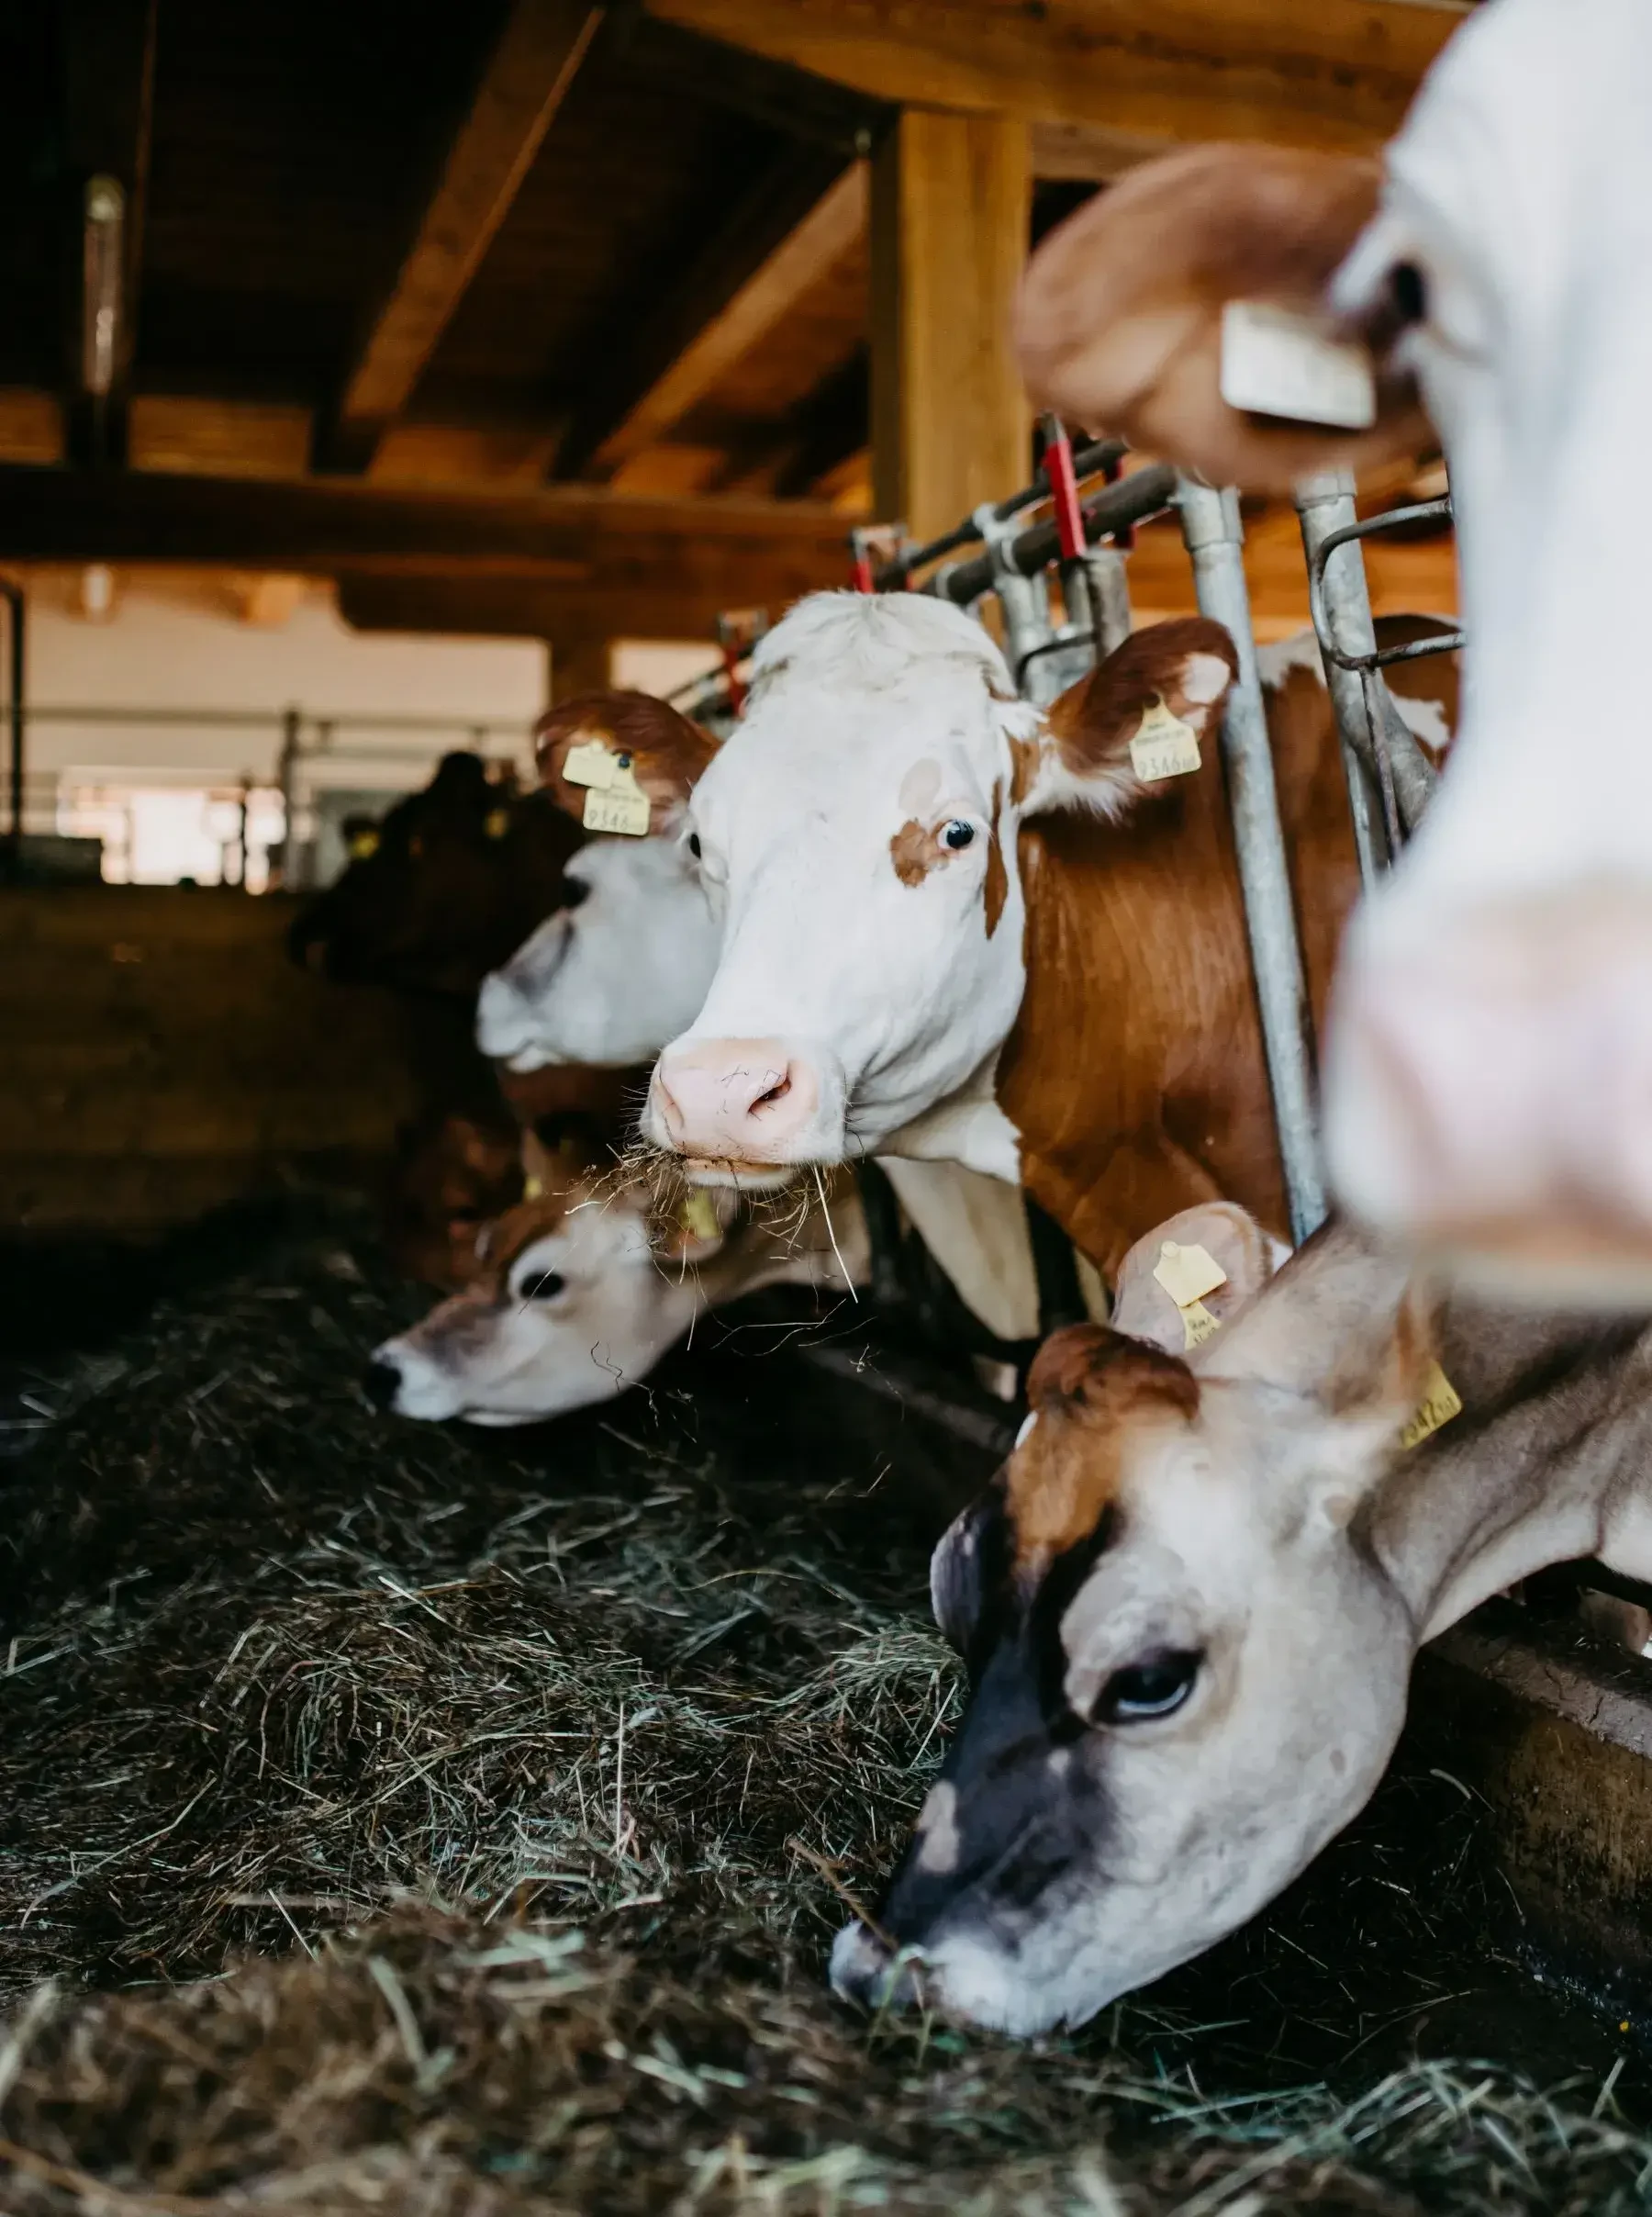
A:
[550, 638, 613, 700]
[870, 110, 1032, 543]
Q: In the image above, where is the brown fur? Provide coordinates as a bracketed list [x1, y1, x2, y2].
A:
[1045, 618, 1238, 777]
[890, 819, 943, 889]
[984, 779, 1009, 937]
[999, 617, 1458, 1278]
[537, 691, 719, 834]
[1015, 143, 1427, 497]
[1009, 1326, 1198, 1563]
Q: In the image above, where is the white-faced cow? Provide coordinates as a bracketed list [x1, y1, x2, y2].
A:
[366, 1134, 866, 1427]
[642, 591, 1456, 1279]
[1016, 0, 1652, 1293]
[831, 1197, 1652, 2033]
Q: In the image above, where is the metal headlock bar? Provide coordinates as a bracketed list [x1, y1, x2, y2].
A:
[1300, 477, 1465, 876]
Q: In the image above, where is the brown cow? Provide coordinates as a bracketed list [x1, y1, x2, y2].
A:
[643, 590, 1457, 1280]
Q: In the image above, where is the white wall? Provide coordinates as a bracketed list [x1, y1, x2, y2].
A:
[24, 581, 551, 789]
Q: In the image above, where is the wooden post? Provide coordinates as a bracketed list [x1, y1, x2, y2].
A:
[871, 110, 1032, 543]
[550, 637, 613, 700]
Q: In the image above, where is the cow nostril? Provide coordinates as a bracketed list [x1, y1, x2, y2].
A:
[363, 1358, 401, 1411]
[751, 1070, 792, 1114]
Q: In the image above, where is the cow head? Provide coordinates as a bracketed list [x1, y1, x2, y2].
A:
[384, 1111, 524, 1292]
[641, 594, 1235, 1185]
[287, 753, 581, 997]
[476, 691, 723, 1072]
[1018, 2, 1652, 1289]
[832, 1207, 1434, 2033]
[365, 1134, 736, 1427]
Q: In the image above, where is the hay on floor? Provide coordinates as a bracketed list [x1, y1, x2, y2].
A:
[0, 1201, 1646, 2214]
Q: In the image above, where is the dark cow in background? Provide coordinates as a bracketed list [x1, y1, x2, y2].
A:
[287, 751, 581, 998]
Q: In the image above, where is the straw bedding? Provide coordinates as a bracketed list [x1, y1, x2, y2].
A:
[0, 1200, 1646, 2214]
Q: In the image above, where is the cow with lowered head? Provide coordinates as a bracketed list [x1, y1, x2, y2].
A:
[832, 1196, 1652, 2033]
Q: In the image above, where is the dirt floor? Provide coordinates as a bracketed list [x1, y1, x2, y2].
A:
[1, 1196, 1650, 2214]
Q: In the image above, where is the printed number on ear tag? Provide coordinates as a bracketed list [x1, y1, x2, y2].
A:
[1130, 697, 1201, 783]
[678, 1188, 721, 1242]
[1399, 1360, 1463, 1451]
[1219, 299, 1378, 431]
[583, 778, 651, 836]
[1153, 1240, 1229, 1349]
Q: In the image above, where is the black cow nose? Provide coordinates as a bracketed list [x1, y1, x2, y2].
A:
[363, 1357, 401, 1411]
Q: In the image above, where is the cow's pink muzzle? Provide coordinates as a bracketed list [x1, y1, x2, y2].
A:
[648, 1036, 837, 1170]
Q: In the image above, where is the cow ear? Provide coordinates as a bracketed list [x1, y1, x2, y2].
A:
[1111, 1202, 1285, 1356]
[1020, 619, 1237, 822]
[1015, 143, 1427, 497]
[537, 691, 718, 834]
[931, 1487, 1005, 1655]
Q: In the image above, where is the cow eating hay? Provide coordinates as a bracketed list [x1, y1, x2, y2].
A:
[0, 1199, 1646, 2211]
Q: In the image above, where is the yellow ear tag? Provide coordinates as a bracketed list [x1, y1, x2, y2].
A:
[484, 807, 510, 839]
[522, 1175, 544, 1201]
[582, 764, 650, 838]
[1153, 1239, 1229, 1349]
[678, 1188, 721, 1243]
[347, 827, 380, 860]
[1130, 696, 1201, 783]
[561, 737, 619, 789]
[1399, 1360, 1464, 1451]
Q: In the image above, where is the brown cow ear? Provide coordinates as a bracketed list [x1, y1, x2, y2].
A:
[1015, 143, 1427, 497]
[1021, 619, 1237, 821]
[1111, 1202, 1284, 1357]
[536, 691, 718, 835]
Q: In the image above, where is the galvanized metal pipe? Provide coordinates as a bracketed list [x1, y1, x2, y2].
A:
[1294, 471, 1390, 887]
[1176, 476, 1327, 1242]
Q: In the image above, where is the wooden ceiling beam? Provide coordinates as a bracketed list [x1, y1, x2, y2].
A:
[0, 465, 851, 610]
[642, 0, 1465, 156]
[553, 146, 859, 482]
[336, 573, 742, 644]
[321, 0, 606, 475]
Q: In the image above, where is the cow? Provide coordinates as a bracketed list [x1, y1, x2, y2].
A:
[1013, 0, 1652, 1293]
[365, 1134, 867, 1426]
[640, 590, 1457, 1281]
[384, 1110, 524, 1291]
[287, 752, 581, 998]
[829, 1194, 1652, 2034]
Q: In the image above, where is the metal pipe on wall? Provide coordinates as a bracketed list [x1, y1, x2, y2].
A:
[1176, 476, 1327, 1244]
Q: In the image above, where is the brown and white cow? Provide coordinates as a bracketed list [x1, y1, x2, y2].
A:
[831, 1196, 1652, 2033]
[366, 1134, 867, 1426]
[1015, 0, 1652, 1292]
[641, 591, 1456, 1279]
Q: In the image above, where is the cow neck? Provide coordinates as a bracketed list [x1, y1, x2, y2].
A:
[996, 666, 1358, 1280]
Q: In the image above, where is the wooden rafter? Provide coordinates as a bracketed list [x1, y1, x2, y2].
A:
[325, 0, 606, 474]
[553, 146, 858, 481]
[643, 0, 1466, 156]
[0, 466, 851, 619]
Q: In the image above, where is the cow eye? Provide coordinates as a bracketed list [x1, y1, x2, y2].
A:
[941, 820, 976, 851]
[518, 1270, 565, 1302]
[1095, 1650, 1200, 1724]
[687, 833, 702, 858]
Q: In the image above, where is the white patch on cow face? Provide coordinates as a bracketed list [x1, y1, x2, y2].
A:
[644, 593, 1039, 1166]
[476, 836, 720, 1069]
[838, 1384, 1413, 2034]
[371, 1199, 702, 1426]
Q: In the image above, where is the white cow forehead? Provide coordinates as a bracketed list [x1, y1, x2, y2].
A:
[748, 588, 1016, 703]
